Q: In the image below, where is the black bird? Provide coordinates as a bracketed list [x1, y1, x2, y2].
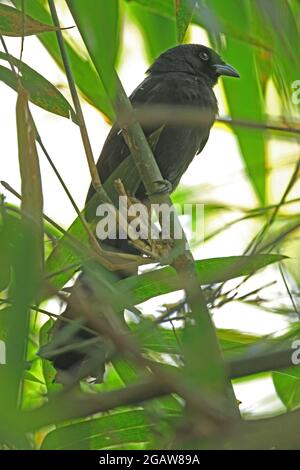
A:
[44, 44, 239, 383]
[87, 43, 239, 203]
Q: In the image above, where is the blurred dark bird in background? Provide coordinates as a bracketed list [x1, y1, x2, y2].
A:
[42, 44, 239, 383]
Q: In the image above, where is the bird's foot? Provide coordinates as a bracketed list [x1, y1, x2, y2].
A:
[147, 179, 172, 196]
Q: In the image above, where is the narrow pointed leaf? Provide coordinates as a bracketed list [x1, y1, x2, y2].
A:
[125, 0, 175, 19]
[10, 0, 114, 120]
[175, 0, 197, 43]
[41, 410, 153, 450]
[128, 2, 176, 62]
[16, 86, 44, 271]
[273, 368, 300, 411]
[66, 0, 119, 103]
[0, 52, 76, 121]
[118, 254, 285, 308]
[0, 3, 59, 36]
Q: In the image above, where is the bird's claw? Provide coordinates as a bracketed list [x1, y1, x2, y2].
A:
[147, 179, 172, 196]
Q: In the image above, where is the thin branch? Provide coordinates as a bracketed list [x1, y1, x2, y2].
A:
[248, 157, 300, 254]
[1, 181, 147, 273]
[54, 282, 230, 423]
[229, 347, 297, 379]
[0, 36, 18, 76]
[17, 380, 173, 433]
[19, 0, 25, 64]
[279, 261, 300, 319]
[211, 157, 300, 301]
[35, 129, 104, 256]
[204, 198, 300, 244]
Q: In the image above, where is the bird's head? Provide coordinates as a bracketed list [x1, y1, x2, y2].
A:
[148, 44, 240, 86]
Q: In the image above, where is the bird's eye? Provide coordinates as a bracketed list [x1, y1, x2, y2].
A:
[199, 51, 209, 61]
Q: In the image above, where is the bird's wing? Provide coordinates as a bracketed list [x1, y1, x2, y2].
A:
[86, 73, 217, 203]
[132, 74, 217, 192]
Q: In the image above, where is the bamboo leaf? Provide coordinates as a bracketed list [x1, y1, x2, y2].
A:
[0, 223, 39, 420]
[193, 0, 270, 49]
[252, 0, 300, 108]
[41, 410, 152, 449]
[118, 254, 285, 308]
[175, 0, 197, 43]
[125, 0, 175, 19]
[0, 3, 59, 36]
[66, 0, 120, 103]
[39, 319, 61, 395]
[0, 52, 76, 121]
[131, 321, 260, 358]
[0, 208, 13, 292]
[221, 37, 266, 203]
[16, 86, 44, 271]
[204, 0, 267, 204]
[127, 1, 176, 62]
[10, 0, 114, 120]
[273, 368, 300, 411]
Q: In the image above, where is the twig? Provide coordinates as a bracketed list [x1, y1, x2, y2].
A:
[54, 281, 229, 424]
[1, 181, 147, 273]
[35, 129, 104, 256]
[17, 380, 173, 433]
[0, 36, 18, 76]
[19, 0, 25, 64]
[278, 261, 300, 319]
[248, 157, 300, 254]
[229, 347, 297, 379]
[1, 180, 67, 235]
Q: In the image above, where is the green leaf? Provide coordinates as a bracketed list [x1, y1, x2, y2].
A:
[10, 0, 114, 120]
[39, 318, 61, 394]
[0, 207, 15, 292]
[16, 86, 44, 272]
[23, 370, 44, 385]
[127, 2, 177, 63]
[205, 0, 267, 204]
[273, 368, 300, 411]
[66, 0, 120, 103]
[175, 0, 197, 43]
[125, 0, 175, 19]
[0, 3, 59, 36]
[253, 0, 300, 107]
[118, 254, 285, 308]
[193, 0, 270, 49]
[0, 221, 39, 418]
[0, 52, 76, 121]
[218, 329, 261, 358]
[222, 39, 266, 203]
[131, 321, 260, 359]
[41, 410, 152, 449]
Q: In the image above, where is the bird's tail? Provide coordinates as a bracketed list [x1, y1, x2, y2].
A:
[39, 264, 131, 385]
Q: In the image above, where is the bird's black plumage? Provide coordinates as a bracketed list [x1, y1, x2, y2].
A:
[87, 44, 238, 204]
[44, 44, 239, 383]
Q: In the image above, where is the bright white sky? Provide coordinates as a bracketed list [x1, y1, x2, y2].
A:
[1, 13, 298, 417]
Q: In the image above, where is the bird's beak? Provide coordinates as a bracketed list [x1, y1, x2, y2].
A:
[213, 63, 240, 78]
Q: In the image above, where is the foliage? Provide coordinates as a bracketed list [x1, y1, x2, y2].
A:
[0, 0, 300, 450]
